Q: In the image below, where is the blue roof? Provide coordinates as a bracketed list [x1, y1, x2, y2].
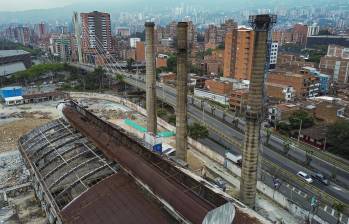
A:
[0, 86, 22, 91]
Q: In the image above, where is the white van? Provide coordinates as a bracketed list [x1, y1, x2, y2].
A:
[297, 171, 313, 183]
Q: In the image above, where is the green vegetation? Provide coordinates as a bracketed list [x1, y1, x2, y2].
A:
[12, 63, 70, 82]
[303, 45, 327, 64]
[168, 115, 176, 125]
[166, 54, 177, 72]
[289, 110, 314, 129]
[327, 120, 349, 160]
[283, 140, 292, 154]
[126, 58, 135, 70]
[0, 39, 41, 56]
[188, 122, 209, 140]
[9, 63, 115, 92]
[204, 48, 213, 56]
[277, 110, 314, 136]
[157, 108, 167, 118]
[217, 43, 225, 50]
[277, 122, 291, 136]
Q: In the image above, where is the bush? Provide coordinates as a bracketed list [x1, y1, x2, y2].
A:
[188, 122, 209, 140]
[157, 109, 167, 118]
[168, 115, 176, 125]
[289, 110, 314, 129]
[327, 121, 349, 159]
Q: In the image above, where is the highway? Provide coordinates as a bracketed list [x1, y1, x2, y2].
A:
[71, 63, 349, 211]
[122, 73, 349, 205]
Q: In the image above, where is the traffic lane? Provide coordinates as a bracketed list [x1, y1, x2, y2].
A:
[269, 135, 349, 188]
[311, 158, 349, 189]
[267, 136, 307, 162]
[188, 104, 244, 142]
[262, 148, 349, 205]
[201, 131, 349, 220]
[139, 79, 349, 202]
[193, 105, 349, 204]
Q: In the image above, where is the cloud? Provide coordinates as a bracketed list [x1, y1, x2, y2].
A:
[0, 0, 77, 11]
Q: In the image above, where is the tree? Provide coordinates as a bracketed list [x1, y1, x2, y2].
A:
[168, 115, 176, 125]
[93, 66, 106, 92]
[289, 110, 314, 129]
[217, 43, 225, 49]
[126, 58, 135, 70]
[204, 48, 213, 56]
[277, 122, 291, 135]
[283, 140, 291, 155]
[188, 122, 209, 140]
[265, 128, 272, 145]
[327, 121, 349, 159]
[115, 74, 124, 82]
[157, 108, 167, 118]
[166, 54, 177, 72]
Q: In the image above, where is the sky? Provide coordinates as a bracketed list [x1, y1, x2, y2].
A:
[0, 0, 77, 11]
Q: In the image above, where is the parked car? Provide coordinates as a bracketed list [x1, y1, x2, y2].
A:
[297, 171, 313, 183]
[311, 173, 329, 186]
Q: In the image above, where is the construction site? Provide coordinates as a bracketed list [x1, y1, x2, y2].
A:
[0, 15, 323, 224]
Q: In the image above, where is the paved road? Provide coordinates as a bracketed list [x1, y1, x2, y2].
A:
[124, 74, 349, 205]
[72, 63, 349, 207]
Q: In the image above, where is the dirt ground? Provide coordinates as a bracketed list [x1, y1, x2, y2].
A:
[0, 118, 51, 152]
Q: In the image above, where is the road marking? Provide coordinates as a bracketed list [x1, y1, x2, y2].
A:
[323, 205, 328, 212]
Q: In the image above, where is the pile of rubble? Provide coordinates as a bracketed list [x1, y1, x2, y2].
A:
[0, 151, 29, 189]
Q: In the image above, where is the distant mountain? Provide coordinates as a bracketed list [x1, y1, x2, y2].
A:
[0, 0, 346, 24]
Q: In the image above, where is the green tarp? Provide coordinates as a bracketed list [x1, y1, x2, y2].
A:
[124, 119, 175, 137]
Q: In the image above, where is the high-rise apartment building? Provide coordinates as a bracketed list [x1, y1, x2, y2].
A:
[34, 22, 47, 39]
[223, 27, 255, 80]
[320, 56, 349, 84]
[307, 23, 320, 37]
[269, 42, 279, 69]
[326, 45, 349, 59]
[135, 41, 145, 62]
[80, 11, 113, 63]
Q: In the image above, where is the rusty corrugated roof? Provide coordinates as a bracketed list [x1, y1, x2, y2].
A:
[60, 172, 170, 224]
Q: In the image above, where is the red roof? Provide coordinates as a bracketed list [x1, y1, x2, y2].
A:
[61, 172, 170, 224]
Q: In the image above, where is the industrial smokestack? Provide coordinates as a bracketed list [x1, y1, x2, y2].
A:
[176, 22, 188, 161]
[145, 22, 157, 134]
[240, 14, 276, 208]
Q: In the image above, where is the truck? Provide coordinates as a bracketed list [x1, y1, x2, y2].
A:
[161, 143, 176, 157]
[225, 152, 242, 167]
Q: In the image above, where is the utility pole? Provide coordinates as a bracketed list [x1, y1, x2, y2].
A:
[145, 22, 157, 134]
[176, 22, 188, 161]
[297, 118, 303, 142]
[240, 14, 277, 209]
